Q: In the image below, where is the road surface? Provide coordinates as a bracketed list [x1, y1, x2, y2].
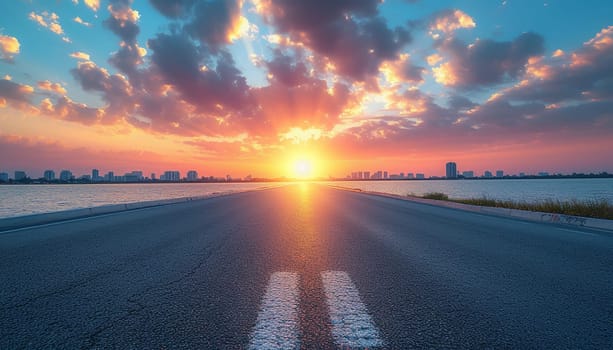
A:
[1, 184, 612, 349]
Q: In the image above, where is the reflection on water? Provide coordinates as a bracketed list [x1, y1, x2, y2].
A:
[0, 183, 277, 219]
[326, 178, 613, 203]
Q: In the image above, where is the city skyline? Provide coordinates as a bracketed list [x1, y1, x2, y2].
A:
[1, 1, 612, 177]
[1, 161, 608, 182]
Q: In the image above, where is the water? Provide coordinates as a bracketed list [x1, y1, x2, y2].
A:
[1, 179, 611, 219]
[327, 178, 613, 203]
[0, 183, 276, 219]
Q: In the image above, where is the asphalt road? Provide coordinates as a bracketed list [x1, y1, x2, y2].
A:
[1, 184, 612, 349]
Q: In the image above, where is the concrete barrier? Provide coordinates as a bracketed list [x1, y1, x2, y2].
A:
[331, 186, 613, 232]
[0, 193, 231, 232]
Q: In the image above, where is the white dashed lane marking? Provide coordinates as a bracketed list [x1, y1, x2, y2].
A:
[321, 270, 384, 348]
[249, 272, 300, 350]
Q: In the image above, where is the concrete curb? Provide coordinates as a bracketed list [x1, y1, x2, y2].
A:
[0, 191, 237, 232]
[329, 186, 613, 232]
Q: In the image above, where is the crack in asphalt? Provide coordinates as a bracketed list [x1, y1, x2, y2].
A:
[82, 230, 233, 349]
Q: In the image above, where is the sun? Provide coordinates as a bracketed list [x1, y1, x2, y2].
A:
[292, 158, 313, 179]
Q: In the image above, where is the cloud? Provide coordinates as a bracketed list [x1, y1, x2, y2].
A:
[495, 26, 613, 104]
[380, 53, 425, 85]
[84, 0, 100, 12]
[37, 80, 67, 95]
[0, 79, 34, 110]
[185, 0, 247, 48]
[70, 60, 134, 122]
[255, 0, 411, 82]
[104, 0, 140, 44]
[0, 34, 20, 62]
[264, 50, 310, 87]
[149, 0, 196, 18]
[74, 16, 92, 27]
[429, 9, 475, 37]
[70, 51, 91, 60]
[28, 11, 71, 42]
[148, 32, 252, 112]
[40, 96, 105, 124]
[433, 32, 545, 87]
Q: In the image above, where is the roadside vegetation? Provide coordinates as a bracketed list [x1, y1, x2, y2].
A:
[417, 192, 613, 220]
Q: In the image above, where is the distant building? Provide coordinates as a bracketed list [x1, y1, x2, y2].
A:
[484, 170, 493, 178]
[124, 173, 139, 182]
[538, 172, 549, 177]
[0, 173, 8, 182]
[519, 172, 526, 177]
[162, 171, 180, 181]
[14, 171, 27, 181]
[446, 162, 457, 179]
[92, 169, 100, 182]
[187, 170, 198, 181]
[416, 173, 425, 179]
[105, 171, 114, 182]
[462, 171, 474, 178]
[363, 171, 370, 180]
[496, 170, 504, 178]
[383, 171, 388, 179]
[44, 170, 56, 181]
[407, 173, 414, 179]
[151, 173, 156, 181]
[59, 170, 73, 181]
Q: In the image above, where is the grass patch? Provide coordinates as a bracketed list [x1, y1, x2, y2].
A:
[421, 192, 449, 200]
[414, 193, 613, 220]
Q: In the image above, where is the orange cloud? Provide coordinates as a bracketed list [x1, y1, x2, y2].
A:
[552, 49, 564, 57]
[37, 80, 67, 95]
[84, 0, 100, 12]
[70, 51, 91, 61]
[0, 34, 20, 61]
[430, 10, 476, 36]
[426, 53, 442, 66]
[74, 16, 92, 27]
[28, 11, 71, 42]
[432, 62, 458, 86]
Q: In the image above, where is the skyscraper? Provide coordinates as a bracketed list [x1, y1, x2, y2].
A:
[446, 162, 457, 179]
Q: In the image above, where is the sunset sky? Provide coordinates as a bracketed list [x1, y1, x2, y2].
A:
[1, 0, 612, 179]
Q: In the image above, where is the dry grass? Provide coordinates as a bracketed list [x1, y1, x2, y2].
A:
[418, 193, 613, 220]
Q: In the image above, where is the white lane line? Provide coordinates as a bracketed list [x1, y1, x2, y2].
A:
[321, 271, 384, 348]
[249, 272, 300, 350]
